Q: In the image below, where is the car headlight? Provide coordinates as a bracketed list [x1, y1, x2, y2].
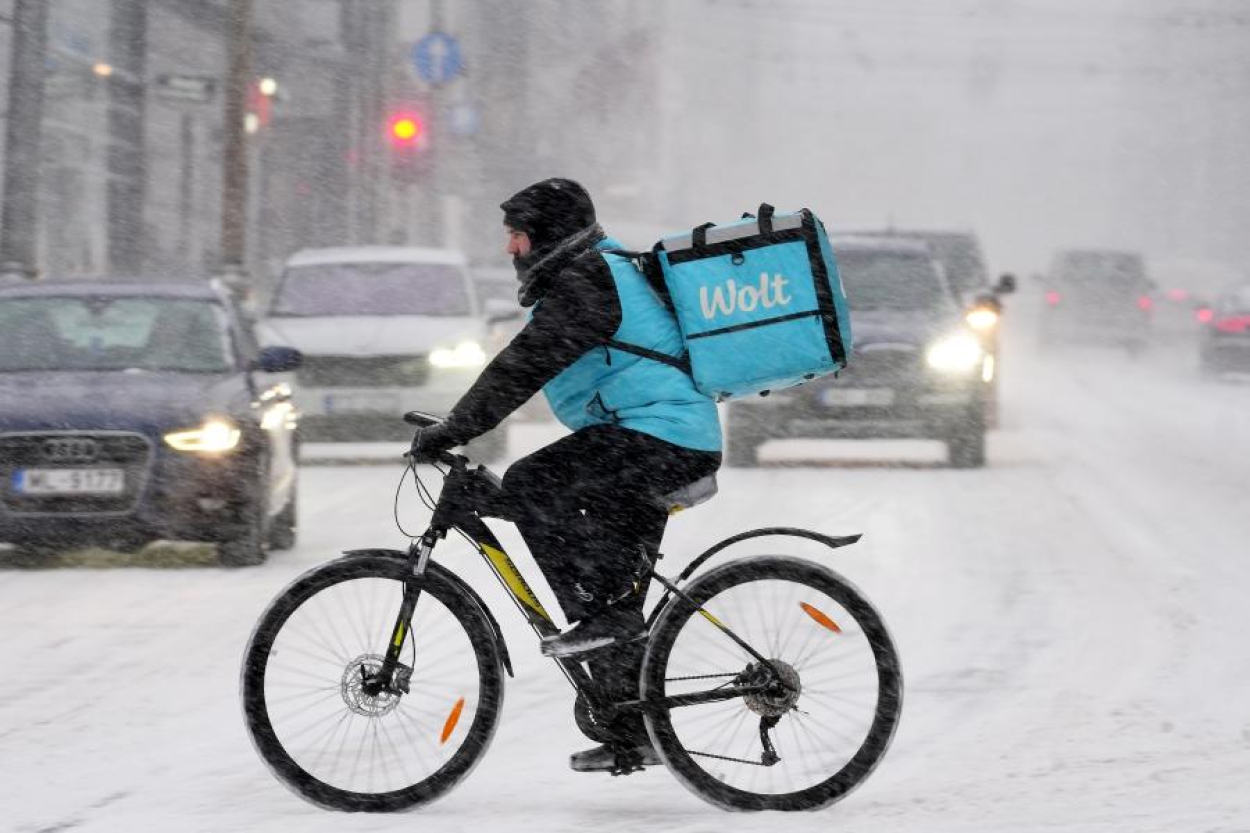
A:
[260, 401, 296, 431]
[965, 308, 999, 332]
[926, 334, 983, 372]
[429, 341, 487, 369]
[163, 418, 242, 453]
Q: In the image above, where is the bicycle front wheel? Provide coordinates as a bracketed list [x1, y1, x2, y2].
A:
[641, 555, 902, 811]
[240, 555, 505, 812]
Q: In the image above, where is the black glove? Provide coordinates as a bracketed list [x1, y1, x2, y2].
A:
[408, 424, 461, 463]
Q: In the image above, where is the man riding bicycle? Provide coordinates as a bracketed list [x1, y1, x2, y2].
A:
[409, 178, 723, 772]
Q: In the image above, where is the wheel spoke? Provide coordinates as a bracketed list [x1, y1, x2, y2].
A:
[247, 563, 502, 804]
[645, 559, 901, 806]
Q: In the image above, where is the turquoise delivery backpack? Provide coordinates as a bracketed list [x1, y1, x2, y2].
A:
[611, 203, 852, 401]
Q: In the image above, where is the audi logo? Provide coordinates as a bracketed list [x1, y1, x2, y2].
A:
[42, 437, 99, 463]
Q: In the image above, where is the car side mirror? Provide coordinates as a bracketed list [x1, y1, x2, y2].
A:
[253, 345, 302, 373]
[995, 273, 1017, 295]
[484, 297, 522, 325]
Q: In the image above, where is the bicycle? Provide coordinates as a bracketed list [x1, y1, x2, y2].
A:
[240, 411, 903, 812]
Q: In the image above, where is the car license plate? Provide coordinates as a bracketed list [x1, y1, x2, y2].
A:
[14, 468, 125, 495]
[821, 388, 894, 407]
[324, 392, 399, 415]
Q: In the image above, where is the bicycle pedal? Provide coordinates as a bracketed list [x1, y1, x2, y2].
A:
[609, 749, 646, 776]
[609, 761, 645, 776]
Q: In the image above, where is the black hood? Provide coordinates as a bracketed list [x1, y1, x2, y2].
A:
[500, 178, 596, 253]
[0, 370, 249, 435]
[501, 178, 603, 307]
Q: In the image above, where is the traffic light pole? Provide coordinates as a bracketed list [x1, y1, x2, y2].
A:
[0, 0, 49, 280]
[106, 0, 149, 274]
[219, 0, 253, 309]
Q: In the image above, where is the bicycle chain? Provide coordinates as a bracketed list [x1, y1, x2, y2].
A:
[665, 672, 776, 766]
[686, 748, 773, 767]
[665, 672, 739, 682]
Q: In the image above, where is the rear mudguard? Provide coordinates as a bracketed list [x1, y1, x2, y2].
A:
[343, 549, 514, 677]
[646, 527, 861, 629]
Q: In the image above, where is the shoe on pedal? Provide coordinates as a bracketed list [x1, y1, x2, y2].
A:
[540, 607, 647, 658]
[569, 742, 661, 773]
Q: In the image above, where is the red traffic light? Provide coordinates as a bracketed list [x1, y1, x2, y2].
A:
[388, 112, 424, 146]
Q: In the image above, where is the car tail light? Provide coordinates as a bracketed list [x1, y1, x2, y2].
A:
[1196, 307, 1214, 323]
[1167, 288, 1188, 302]
[1044, 291, 1061, 306]
[1137, 295, 1154, 311]
[1215, 315, 1250, 333]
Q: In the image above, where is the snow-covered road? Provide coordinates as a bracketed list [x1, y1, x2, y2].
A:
[3, 321, 1248, 832]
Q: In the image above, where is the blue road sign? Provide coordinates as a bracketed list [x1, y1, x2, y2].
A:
[448, 102, 481, 137]
[412, 32, 463, 86]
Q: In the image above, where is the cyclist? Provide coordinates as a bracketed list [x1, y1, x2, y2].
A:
[410, 177, 722, 771]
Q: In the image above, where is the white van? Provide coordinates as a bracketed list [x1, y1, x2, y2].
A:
[259, 246, 505, 458]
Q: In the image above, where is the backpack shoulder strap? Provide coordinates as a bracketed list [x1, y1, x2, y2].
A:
[605, 338, 692, 374]
[603, 247, 673, 311]
[601, 247, 690, 374]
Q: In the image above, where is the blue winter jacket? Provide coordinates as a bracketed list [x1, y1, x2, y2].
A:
[540, 240, 722, 452]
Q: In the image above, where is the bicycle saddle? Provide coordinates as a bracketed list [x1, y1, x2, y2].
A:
[661, 474, 718, 513]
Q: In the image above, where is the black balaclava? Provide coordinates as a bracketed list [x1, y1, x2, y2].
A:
[500, 178, 600, 305]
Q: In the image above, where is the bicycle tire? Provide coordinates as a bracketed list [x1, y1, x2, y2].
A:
[641, 555, 902, 811]
[240, 555, 505, 812]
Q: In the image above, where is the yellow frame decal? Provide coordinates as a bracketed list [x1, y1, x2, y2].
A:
[479, 543, 552, 622]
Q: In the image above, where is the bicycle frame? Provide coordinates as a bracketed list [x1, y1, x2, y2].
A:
[370, 454, 845, 727]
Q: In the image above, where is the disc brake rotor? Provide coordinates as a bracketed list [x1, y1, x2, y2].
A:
[341, 654, 401, 717]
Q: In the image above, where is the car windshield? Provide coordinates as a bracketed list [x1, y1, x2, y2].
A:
[915, 234, 989, 297]
[837, 250, 951, 312]
[1054, 252, 1147, 287]
[0, 296, 234, 373]
[1052, 254, 1151, 308]
[271, 262, 472, 316]
[1218, 287, 1250, 314]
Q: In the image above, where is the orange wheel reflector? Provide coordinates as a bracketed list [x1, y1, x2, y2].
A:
[800, 602, 842, 633]
[440, 697, 466, 745]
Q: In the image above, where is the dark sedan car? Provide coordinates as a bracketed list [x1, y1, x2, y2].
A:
[725, 238, 991, 467]
[852, 229, 1015, 425]
[0, 280, 302, 566]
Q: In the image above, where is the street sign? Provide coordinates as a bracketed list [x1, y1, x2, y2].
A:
[411, 32, 463, 86]
[448, 102, 480, 137]
[154, 74, 217, 104]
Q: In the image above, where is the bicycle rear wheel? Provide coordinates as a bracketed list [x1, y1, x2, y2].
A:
[641, 555, 902, 811]
[240, 555, 505, 811]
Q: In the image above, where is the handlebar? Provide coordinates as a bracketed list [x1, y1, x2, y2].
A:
[403, 449, 467, 469]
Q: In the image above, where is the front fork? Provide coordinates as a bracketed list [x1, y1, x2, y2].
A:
[361, 534, 436, 698]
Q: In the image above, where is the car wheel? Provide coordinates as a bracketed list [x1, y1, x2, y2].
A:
[947, 404, 987, 469]
[725, 409, 766, 468]
[220, 514, 266, 567]
[221, 456, 269, 567]
[1199, 351, 1220, 380]
[268, 484, 297, 551]
[985, 389, 1000, 430]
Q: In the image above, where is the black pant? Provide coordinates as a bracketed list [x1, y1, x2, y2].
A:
[501, 424, 721, 744]
[501, 424, 720, 622]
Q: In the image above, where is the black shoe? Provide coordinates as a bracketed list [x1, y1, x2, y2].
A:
[569, 742, 662, 773]
[541, 607, 647, 658]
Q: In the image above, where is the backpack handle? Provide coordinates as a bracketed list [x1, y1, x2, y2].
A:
[691, 221, 715, 250]
[757, 202, 775, 235]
